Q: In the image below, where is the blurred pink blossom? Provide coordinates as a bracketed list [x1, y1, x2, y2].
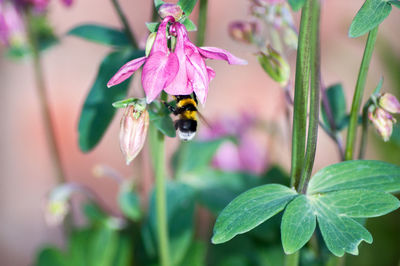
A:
[0, 0, 25, 46]
[108, 16, 246, 104]
[200, 113, 268, 175]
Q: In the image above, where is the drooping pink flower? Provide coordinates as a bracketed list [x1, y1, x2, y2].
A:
[108, 16, 247, 104]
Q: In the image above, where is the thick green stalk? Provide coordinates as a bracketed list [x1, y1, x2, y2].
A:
[290, 0, 312, 188]
[196, 0, 208, 46]
[111, 0, 138, 49]
[344, 27, 378, 160]
[298, 0, 321, 194]
[285, 252, 300, 266]
[149, 93, 170, 266]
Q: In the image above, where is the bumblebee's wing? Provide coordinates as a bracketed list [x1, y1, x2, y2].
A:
[197, 111, 211, 128]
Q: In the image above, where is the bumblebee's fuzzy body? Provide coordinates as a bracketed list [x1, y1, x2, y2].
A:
[166, 95, 198, 141]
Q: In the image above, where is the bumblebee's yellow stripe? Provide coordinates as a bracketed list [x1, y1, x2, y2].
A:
[182, 110, 197, 120]
[177, 98, 197, 108]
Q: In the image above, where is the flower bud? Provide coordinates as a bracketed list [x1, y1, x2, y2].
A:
[257, 45, 290, 86]
[283, 26, 298, 50]
[378, 93, 400, 114]
[228, 21, 259, 44]
[368, 106, 396, 142]
[145, 32, 157, 57]
[120, 105, 149, 165]
[158, 3, 183, 21]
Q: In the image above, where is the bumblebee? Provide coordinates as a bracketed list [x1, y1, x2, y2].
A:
[164, 94, 201, 141]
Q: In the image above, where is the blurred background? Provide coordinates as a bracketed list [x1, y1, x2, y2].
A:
[0, 0, 399, 265]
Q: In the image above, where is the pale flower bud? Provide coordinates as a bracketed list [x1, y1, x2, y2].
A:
[283, 26, 298, 50]
[368, 106, 396, 142]
[158, 3, 183, 21]
[228, 21, 259, 44]
[257, 45, 290, 86]
[378, 93, 400, 114]
[120, 105, 149, 165]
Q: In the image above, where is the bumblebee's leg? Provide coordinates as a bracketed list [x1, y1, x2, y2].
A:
[162, 101, 179, 115]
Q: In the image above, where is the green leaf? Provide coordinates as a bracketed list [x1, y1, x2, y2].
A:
[179, 241, 206, 266]
[36, 246, 67, 266]
[78, 49, 145, 152]
[288, 0, 306, 11]
[349, 0, 392, 38]
[181, 18, 197, 31]
[281, 195, 316, 254]
[88, 227, 119, 266]
[181, 168, 259, 213]
[154, 0, 165, 10]
[389, 0, 400, 8]
[311, 198, 373, 256]
[112, 234, 133, 266]
[148, 182, 196, 265]
[174, 139, 226, 176]
[67, 229, 92, 266]
[316, 189, 399, 218]
[307, 160, 400, 194]
[148, 107, 176, 138]
[212, 184, 297, 244]
[321, 84, 347, 131]
[118, 188, 142, 221]
[68, 24, 130, 47]
[177, 0, 198, 15]
[146, 22, 160, 33]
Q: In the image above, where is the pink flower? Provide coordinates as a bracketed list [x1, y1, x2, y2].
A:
[200, 113, 268, 175]
[108, 16, 247, 104]
[0, 0, 25, 46]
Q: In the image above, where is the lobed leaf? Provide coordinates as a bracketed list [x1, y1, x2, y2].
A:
[78, 49, 145, 152]
[146, 22, 160, 33]
[311, 199, 373, 256]
[68, 24, 130, 47]
[212, 184, 297, 244]
[349, 0, 392, 38]
[281, 195, 316, 254]
[307, 160, 400, 194]
[390, 0, 400, 8]
[316, 189, 400, 218]
[148, 108, 176, 137]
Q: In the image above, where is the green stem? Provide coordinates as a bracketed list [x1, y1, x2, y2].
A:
[298, 0, 321, 194]
[196, 0, 208, 46]
[149, 92, 170, 266]
[111, 0, 138, 49]
[290, 0, 312, 188]
[284, 251, 300, 266]
[344, 27, 378, 160]
[151, 0, 159, 22]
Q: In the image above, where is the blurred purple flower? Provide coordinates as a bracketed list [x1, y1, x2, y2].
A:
[200, 113, 268, 175]
[0, 0, 25, 46]
[108, 16, 246, 105]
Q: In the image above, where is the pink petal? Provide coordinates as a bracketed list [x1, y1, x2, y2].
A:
[198, 47, 248, 65]
[185, 42, 210, 104]
[142, 51, 179, 103]
[151, 16, 174, 55]
[107, 56, 146, 88]
[163, 23, 193, 96]
[61, 0, 73, 6]
[206, 66, 215, 80]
